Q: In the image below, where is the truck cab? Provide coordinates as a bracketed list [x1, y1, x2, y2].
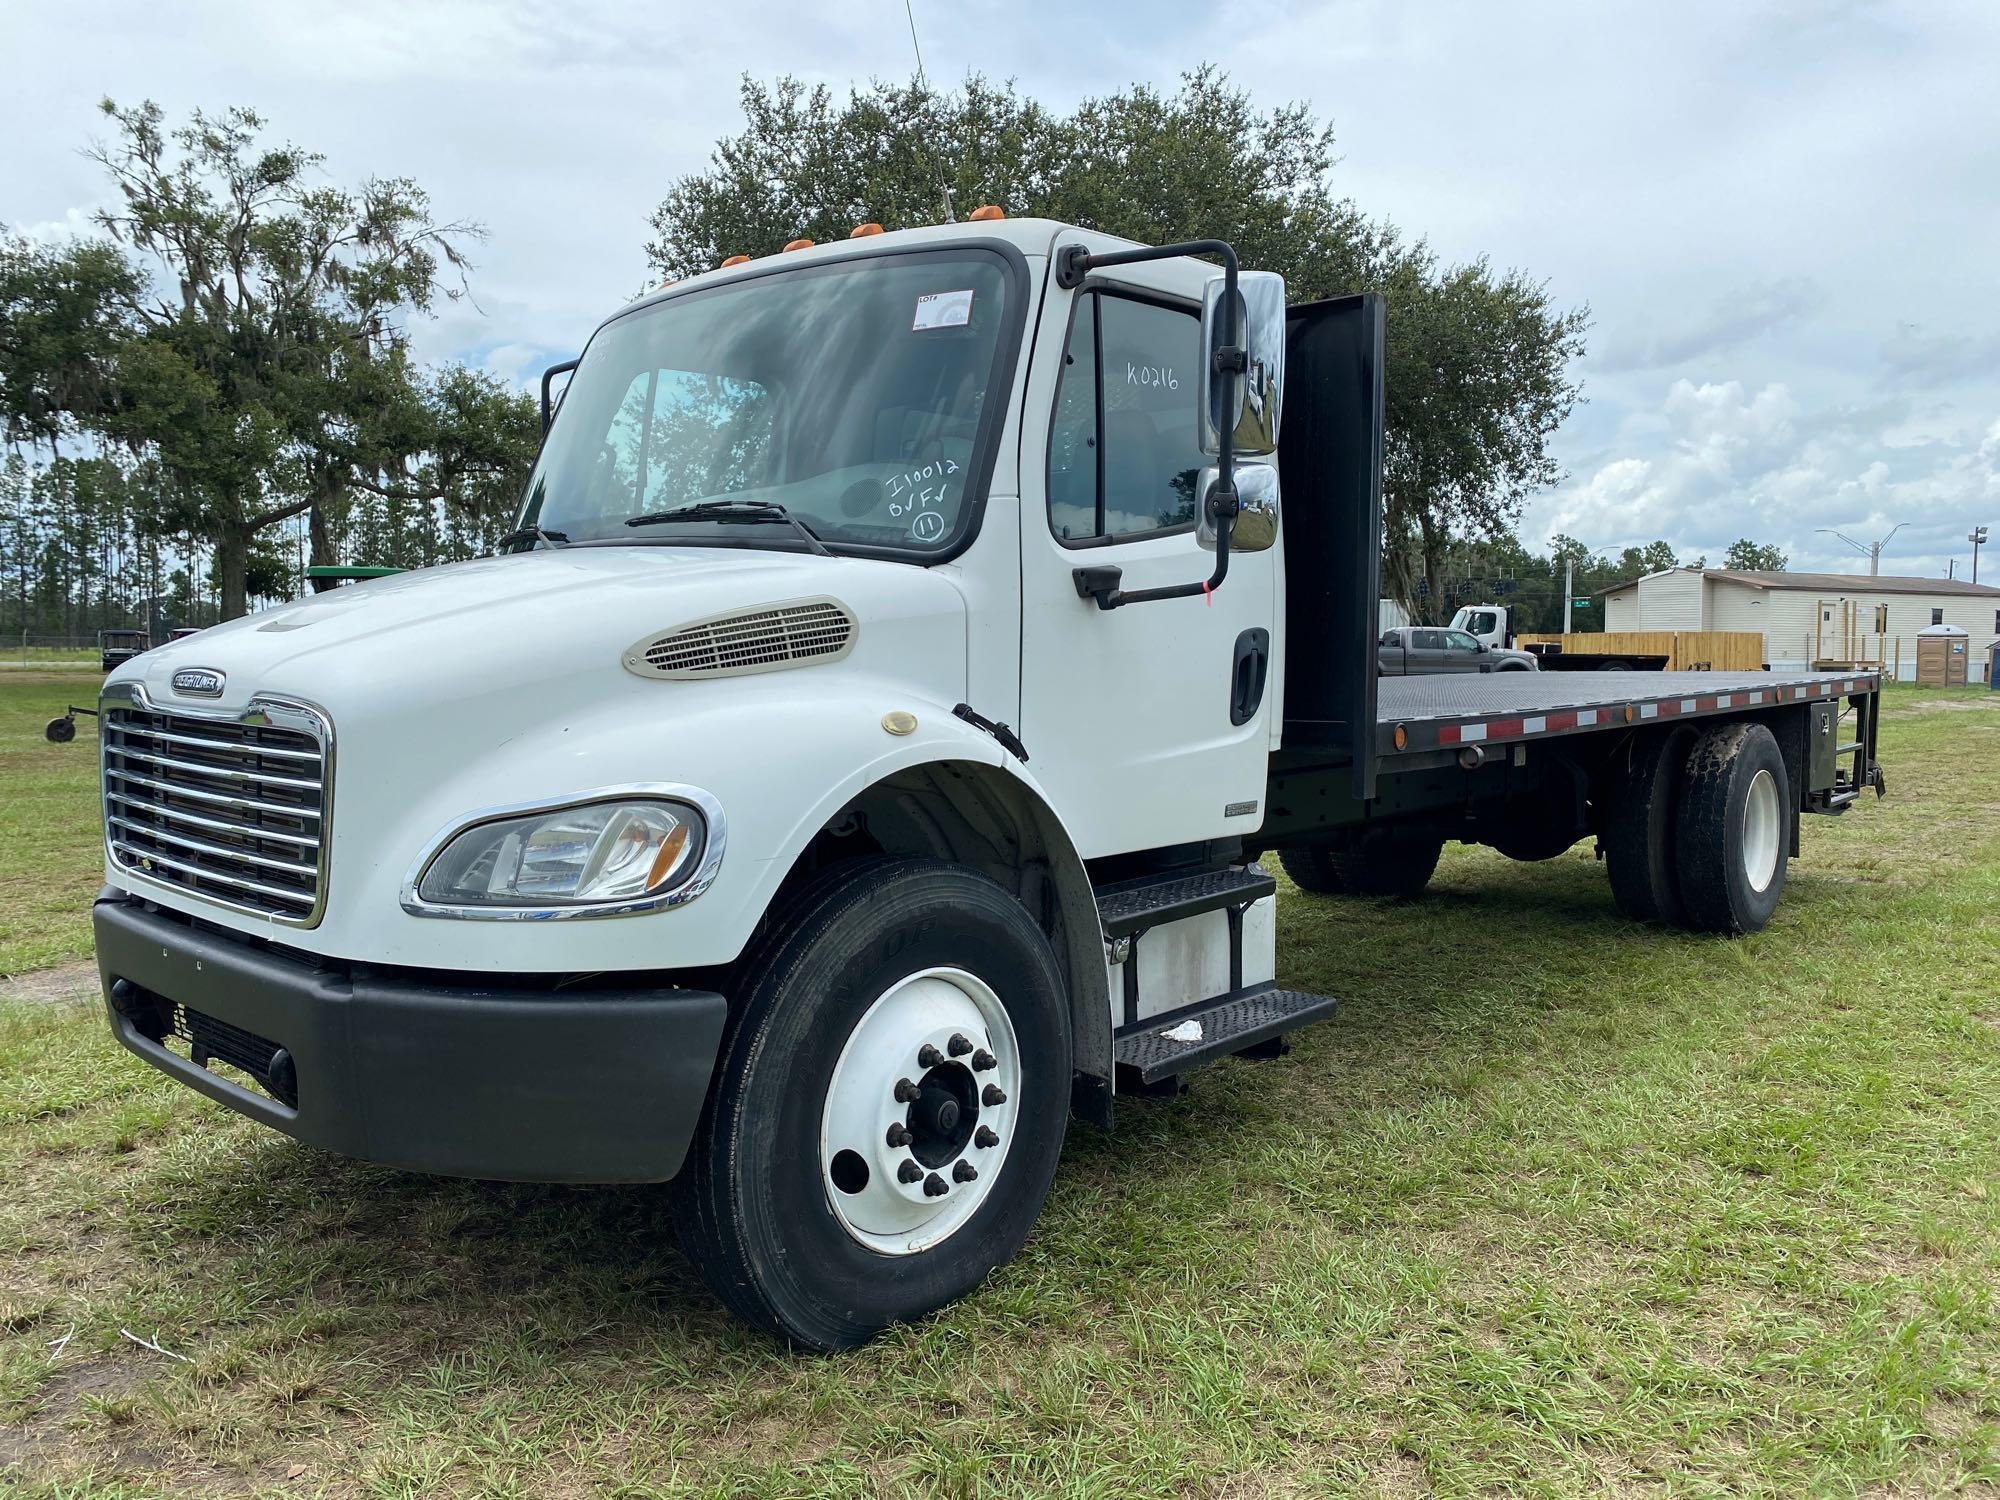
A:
[91, 215, 1881, 1350]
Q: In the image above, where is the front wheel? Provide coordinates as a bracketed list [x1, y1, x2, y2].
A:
[673, 858, 1071, 1350]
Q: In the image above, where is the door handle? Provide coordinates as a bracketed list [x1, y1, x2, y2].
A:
[1230, 628, 1270, 726]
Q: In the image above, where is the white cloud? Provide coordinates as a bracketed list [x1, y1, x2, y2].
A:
[3, 0, 1995, 576]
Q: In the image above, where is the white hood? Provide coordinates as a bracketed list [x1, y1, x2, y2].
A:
[117, 545, 968, 720]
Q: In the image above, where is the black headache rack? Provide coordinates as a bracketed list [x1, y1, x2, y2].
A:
[1275, 293, 1385, 803]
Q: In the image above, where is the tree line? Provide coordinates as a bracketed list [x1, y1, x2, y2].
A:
[7, 73, 1613, 628]
[0, 100, 537, 630]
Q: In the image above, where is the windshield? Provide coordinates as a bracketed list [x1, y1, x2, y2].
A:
[517, 249, 1017, 557]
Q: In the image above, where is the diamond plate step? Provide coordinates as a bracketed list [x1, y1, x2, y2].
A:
[1094, 866, 1275, 940]
[1114, 983, 1338, 1085]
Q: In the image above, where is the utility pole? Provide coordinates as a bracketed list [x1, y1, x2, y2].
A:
[1973, 526, 1989, 585]
[1563, 554, 1573, 636]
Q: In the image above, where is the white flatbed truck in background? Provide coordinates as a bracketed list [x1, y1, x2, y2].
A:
[91, 214, 1885, 1349]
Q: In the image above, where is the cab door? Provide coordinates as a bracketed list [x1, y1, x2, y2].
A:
[1016, 249, 1279, 860]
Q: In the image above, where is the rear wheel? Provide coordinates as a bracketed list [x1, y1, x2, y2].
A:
[1277, 845, 1347, 895]
[673, 859, 1071, 1351]
[1674, 723, 1789, 934]
[1483, 788, 1583, 862]
[1603, 728, 1695, 926]
[1328, 826, 1445, 899]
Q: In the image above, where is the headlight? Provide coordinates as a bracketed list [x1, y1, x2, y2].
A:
[413, 796, 713, 914]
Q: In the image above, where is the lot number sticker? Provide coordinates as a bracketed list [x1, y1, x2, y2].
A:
[913, 289, 974, 330]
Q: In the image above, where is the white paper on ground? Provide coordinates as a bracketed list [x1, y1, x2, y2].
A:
[1161, 1019, 1203, 1043]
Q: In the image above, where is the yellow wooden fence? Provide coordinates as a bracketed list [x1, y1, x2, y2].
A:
[1513, 631, 1765, 671]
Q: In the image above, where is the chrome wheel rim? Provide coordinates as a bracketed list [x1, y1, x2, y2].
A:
[1742, 768, 1781, 893]
[820, 966, 1021, 1255]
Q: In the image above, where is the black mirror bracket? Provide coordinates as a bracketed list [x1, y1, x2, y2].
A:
[1056, 237, 1241, 611]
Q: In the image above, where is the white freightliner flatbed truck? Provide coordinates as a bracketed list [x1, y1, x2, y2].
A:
[91, 216, 1886, 1350]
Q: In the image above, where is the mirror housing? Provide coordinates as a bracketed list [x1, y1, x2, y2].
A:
[1199, 270, 1286, 458]
[1198, 464, 1279, 552]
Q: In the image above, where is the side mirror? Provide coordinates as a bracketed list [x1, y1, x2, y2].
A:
[1198, 270, 1286, 458]
[1197, 464, 1279, 552]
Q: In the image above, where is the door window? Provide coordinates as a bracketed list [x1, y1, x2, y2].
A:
[1414, 629, 1447, 650]
[1445, 630, 1481, 652]
[1048, 292, 1207, 543]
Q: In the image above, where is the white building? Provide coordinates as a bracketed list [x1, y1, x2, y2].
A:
[1597, 569, 2000, 680]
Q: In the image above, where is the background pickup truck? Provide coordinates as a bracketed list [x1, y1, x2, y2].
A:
[1379, 624, 1539, 675]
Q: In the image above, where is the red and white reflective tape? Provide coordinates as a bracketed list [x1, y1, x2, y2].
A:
[1418, 674, 1876, 753]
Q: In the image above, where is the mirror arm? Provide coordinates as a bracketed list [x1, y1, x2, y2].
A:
[1060, 240, 1241, 610]
[540, 358, 580, 437]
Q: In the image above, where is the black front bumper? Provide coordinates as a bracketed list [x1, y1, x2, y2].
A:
[93, 892, 728, 1183]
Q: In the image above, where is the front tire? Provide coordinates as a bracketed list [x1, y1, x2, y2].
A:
[1674, 723, 1789, 934]
[673, 858, 1071, 1350]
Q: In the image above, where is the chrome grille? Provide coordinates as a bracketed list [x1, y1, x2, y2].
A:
[101, 695, 329, 924]
[627, 599, 855, 680]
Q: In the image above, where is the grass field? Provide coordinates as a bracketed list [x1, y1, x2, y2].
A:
[1, 676, 1996, 1496]
[0, 670, 107, 976]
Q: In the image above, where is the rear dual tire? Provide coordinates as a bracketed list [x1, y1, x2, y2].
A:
[1674, 723, 1788, 934]
[1280, 828, 1444, 900]
[1605, 722, 1789, 934]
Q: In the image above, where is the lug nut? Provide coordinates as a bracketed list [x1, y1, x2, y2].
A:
[953, 1160, 978, 1183]
[923, 1173, 948, 1197]
[975, 1126, 999, 1148]
[982, 1084, 1007, 1107]
[893, 1077, 920, 1103]
[971, 1049, 997, 1072]
[917, 1044, 943, 1069]
[898, 1159, 923, 1184]
[886, 1123, 913, 1148]
[947, 1033, 973, 1057]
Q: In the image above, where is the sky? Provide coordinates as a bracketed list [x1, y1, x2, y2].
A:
[5, 0, 1996, 580]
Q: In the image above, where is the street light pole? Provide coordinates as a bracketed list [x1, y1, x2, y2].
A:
[1816, 522, 1909, 577]
[1973, 526, 1989, 585]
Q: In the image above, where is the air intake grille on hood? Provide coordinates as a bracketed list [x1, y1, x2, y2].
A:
[626, 598, 856, 680]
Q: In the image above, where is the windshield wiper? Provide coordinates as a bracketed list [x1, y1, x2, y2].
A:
[496, 524, 569, 552]
[625, 499, 832, 557]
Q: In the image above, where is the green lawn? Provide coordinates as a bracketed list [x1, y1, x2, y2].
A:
[0, 670, 107, 975]
[1, 683, 1996, 1496]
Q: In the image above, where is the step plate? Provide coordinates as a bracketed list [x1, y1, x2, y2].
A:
[1114, 984, 1338, 1084]
[1096, 866, 1276, 939]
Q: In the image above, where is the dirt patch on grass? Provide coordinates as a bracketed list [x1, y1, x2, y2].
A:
[0, 960, 98, 1005]
[1905, 696, 2000, 713]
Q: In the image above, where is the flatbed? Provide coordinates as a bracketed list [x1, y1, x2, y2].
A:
[1376, 669, 1881, 757]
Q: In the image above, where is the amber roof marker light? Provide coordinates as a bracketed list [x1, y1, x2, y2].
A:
[783, 237, 815, 252]
[850, 222, 884, 238]
[720, 255, 750, 267]
[968, 204, 1005, 221]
